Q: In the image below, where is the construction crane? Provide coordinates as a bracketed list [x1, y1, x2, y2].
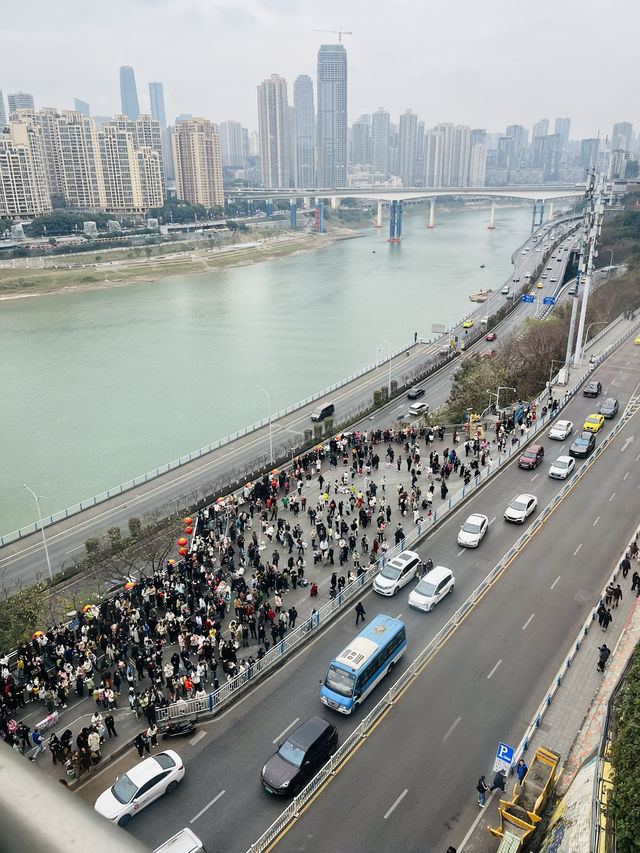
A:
[311, 28, 352, 44]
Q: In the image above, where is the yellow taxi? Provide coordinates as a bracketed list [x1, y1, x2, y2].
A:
[463, 319, 474, 328]
[583, 413, 605, 433]
[536, 281, 544, 288]
[635, 335, 640, 345]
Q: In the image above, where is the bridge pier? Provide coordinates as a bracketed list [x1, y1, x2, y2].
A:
[427, 198, 435, 229]
[290, 200, 297, 229]
[265, 199, 273, 217]
[387, 200, 402, 242]
[488, 202, 496, 230]
[247, 200, 255, 216]
[375, 200, 383, 228]
[330, 196, 338, 210]
[548, 202, 553, 221]
[314, 202, 324, 233]
[531, 202, 537, 234]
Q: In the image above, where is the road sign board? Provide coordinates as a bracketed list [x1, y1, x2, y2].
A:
[522, 294, 535, 303]
[493, 741, 515, 773]
[543, 296, 556, 305]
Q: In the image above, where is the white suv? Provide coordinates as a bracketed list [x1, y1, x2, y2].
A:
[373, 550, 421, 596]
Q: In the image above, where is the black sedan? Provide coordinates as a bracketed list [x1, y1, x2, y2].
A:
[407, 388, 426, 400]
[261, 717, 338, 796]
[569, 431, 596, 458]
[583, 381, 602, 398]
[598, 397, 619, 419]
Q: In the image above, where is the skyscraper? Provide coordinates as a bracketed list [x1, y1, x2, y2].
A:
[468, 143, 487, 187]
[0, 117, 51, 218]
[172, 118, 224, 207]
[532, 118, 549, 139]
[554, 117, 571, 149]
[219, 121, 246, 169]
[350, 116, 371, 167]
[149, 83, 167, 128]
[107, 113, 165, 191]
[7, 91, 35, 112]
[256, 74, 291, 188]
[398, 110, 418, 186]
[452, 125, 471, 186]
[371, 108, 390, 179]
[294, 75, 315, 187]
[99, 124, 162, 213]
[0, 92, 6, 127]
[74, 99, 90, 117]
[612, 122, 633, 152]
[119, 66, 140, 120]
[316, 44, 347, 188]
[580, 138, 599, 170]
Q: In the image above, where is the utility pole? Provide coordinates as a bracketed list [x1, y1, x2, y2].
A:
[574, 176, 604, 364]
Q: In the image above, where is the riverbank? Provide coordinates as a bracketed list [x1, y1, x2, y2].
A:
[0, 226, 364, 300]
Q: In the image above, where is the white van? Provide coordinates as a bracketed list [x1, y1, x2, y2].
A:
[408, 401, 429, 418]
[154, 828, 206, 853]
[501, 285, 510, 295]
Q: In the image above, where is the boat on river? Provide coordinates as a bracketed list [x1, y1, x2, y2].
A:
[469, 289, 492, 303]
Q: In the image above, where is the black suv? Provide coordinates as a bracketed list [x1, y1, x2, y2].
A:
[583, 381, 602, 398]
[569, 431, 596, 458]
[598, 398, 619, 419]
[407, 388, 425, 400]
[261, 717, 338, 796]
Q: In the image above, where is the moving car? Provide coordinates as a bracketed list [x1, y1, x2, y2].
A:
[537, 281, 544, 288]
[261, 716, 338, 796]
[501, 285, 510, 295]
[569, 431, 596, 458]
[583, 413, 605, 433]
[463, 319, 474, 328]
[480, 349, 496, 359]
[457, 513, 489, 548]
[549, 456, 575, 480]
[373, 550, 421, 596]
[504, 493, 538, 523]
[407, 387, 425, 400]
[408, 566, 455, 612]
[583, 381, 602, 398]
[598, 398, 619, 419]
[408, 401, 429, 417]
[635, 336, 640, 345]
[95, 750, 185, 827]
[548, 419, 573, 440]
[311, 402, 335, 422]
[486, 332, 497, 341]
[518, 444, 544, 470]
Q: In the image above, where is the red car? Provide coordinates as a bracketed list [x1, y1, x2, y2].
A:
[518, 444, 544, 469]
[485, 332, 497, 341]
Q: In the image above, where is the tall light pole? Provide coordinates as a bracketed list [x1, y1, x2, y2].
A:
[606, 248, 614, 279]
[23, 483, 53, 582]
[582, 321, 608, 359]
[379, 339, 392, 398]
[496, 385, 517, 413]
[257, 386, 274, 466]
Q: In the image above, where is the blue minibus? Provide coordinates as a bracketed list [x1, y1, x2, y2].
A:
[320, 614, 406, 714]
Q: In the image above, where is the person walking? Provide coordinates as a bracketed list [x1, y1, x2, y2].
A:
[105, 713, 118, 738]
[597, 644, 611, 672]
[355, 602, 366, 626]
[147, 722, 159, 748]
[476, 775, 489, 807]
[30, 730, 47, 762]
[490, 769, 506, 793]
[516, 759, 528, 783]
[134, 731, 150, 758]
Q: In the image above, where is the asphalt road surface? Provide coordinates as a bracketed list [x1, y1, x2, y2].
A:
[77, 332, 639, 852]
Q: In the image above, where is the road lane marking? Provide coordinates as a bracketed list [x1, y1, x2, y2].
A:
[384, 788, 408, 819]
[442, 716, 462, 743]
[522, 614, 535, 630]
[489, 516, 496, 525]
[550, 576, 561, 590]
[395, 613, 402, 620]
[609, 492, 616, 502]
[635, 452, 640, 462]
[487, 660, 502, 680]
[273, 718, 300, 745]
[593, 516, 600, 527]
[573, 543, 582, 556]
[624, 472, 630, 480]
[530, 473, 539, 482]
[189, 730, 206, 746]
[190, 790, 225, 823]
[458, 548, 465, 556]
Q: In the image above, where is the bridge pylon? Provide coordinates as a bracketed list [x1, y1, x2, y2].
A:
[374, 200, 383, 228]
[387, 200, 402, 242]
[488, 202, 496, 230]
[427, 198, 436, 229]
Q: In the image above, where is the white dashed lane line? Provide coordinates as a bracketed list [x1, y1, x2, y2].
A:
[487, 660, 502, 680]
[384, 788, 408, 820]
[573, 543, 583, 556]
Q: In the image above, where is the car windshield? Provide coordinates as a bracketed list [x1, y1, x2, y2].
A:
[415, 578, 438, 597]
[278, 740, 305, 768]
[380, 565, 401, 580]
[522, 450, 536, 458]
[554, 460, 569, 469]
[462, 521, 481, 534]
[555, 422, 569, 431]
[111, 773, 138, 804]
[511, 499, 527, 511]
[574, 438, 589, 446]
[325, 665, 356, 698]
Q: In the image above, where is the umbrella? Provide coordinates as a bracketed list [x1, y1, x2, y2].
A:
[245, 482, 252, 489]
[82, 605, 93, 613]
[270, 469, 279, 475]
[167, 559, 176, 566]
[32, 631, 45, 639]
[124, 582, 134, 590]
[216, 497, 225, 504]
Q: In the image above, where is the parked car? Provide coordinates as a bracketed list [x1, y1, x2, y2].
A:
[373, 550, 421, 596]
[504, 493, 538, 523]
[95, 750, 185, 827]
[457, 513, 489, 548]
[569, 431, 596, 458]
[408, 566, 455, 612]
[548, 420, 573, 440]
[598, 398, 619, 419]
[583, 381, 602, 398]
[407, 388, 425, 400]
[548, 456, 575, 480]
[518, 444, 544, 470]
[261, 717, 338, 796]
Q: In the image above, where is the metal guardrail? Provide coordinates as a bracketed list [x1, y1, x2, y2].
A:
[245, 381, 640, 853]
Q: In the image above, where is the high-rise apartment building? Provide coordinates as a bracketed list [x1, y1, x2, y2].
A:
[105, 114, 165, 192]
[172, 117, 224, 207]
[56, 111, 106, 208]
[99, 123, 162, 213]
[294, 75, 315, 187]
[611, 121, 633, 152]
[119, 66, 140, 120]
[350, 116, 371, 166]
[316, 44, 347, 188]
[580, 138, 599, 170]
[532, 118, 549, 138]
[371, 108, 390, 179]
[452, 125, 471, 186]
[468, 143, 487, 187]
[219, 121, 246, 169]
[505, 124, 528, 161]
[0, 117, 51, 218]
[414, 121, 425, 186]
[554, 117, 571, 149]
[425, 123, 454, 186]
[0, 92, 6, 127]
[398, 110, 418, 186]
[256, 74, 291, 188]
[74, 99, 90, 117]
[148, 83, 166, 129]
[8, 92, 35, 112]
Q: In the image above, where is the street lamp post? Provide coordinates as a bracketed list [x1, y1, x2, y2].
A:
[606, 249, 614, 279]
[496, 385, 517, 414]
[379, 339, 393, 399]
[23, 483, 53, 582]
[581, 321, 608, 361]
[257, 386, 274, 466]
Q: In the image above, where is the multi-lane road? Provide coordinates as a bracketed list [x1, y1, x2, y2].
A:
[77, 325, 639, 852]
[1, 220, 578, 588]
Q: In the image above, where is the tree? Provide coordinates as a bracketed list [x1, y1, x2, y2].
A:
[609, 646, 640, 851]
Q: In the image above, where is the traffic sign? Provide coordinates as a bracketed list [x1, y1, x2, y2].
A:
[543, 296, 556, 305]
[522, 294, 535, 303]
[493, 741, 515, 773]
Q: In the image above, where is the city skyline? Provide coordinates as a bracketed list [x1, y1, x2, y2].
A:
[2, 0, 638, 140]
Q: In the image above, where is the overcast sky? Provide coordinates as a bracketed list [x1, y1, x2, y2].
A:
[2, 0, 637, 140]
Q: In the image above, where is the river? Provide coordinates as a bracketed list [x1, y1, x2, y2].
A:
[1, 204, 533, 534]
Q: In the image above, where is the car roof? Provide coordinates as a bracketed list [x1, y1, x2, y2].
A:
[553, 420, 571, 427]
[123, 751, 179, 786]
[585, 413, 601, 419]
[513, 493, 535, 501]
[287, 716, 334, 749]
[524, 444, 542, 452]
[423, 565, 453, 584]
[388, 550, 420, 568]
[466, 513, 488, 523]
[554, 455, 573, 463]
[601, 398, 616, 405]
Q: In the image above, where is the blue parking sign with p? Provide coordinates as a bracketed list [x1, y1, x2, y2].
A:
[493, 741, 515, 772]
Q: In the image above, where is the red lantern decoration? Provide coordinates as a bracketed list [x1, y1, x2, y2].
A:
[177, 537, 188, 546]
[182, 517, 192, 525]
[178, 547, 188, 556]
[184, 526, 193, 535]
